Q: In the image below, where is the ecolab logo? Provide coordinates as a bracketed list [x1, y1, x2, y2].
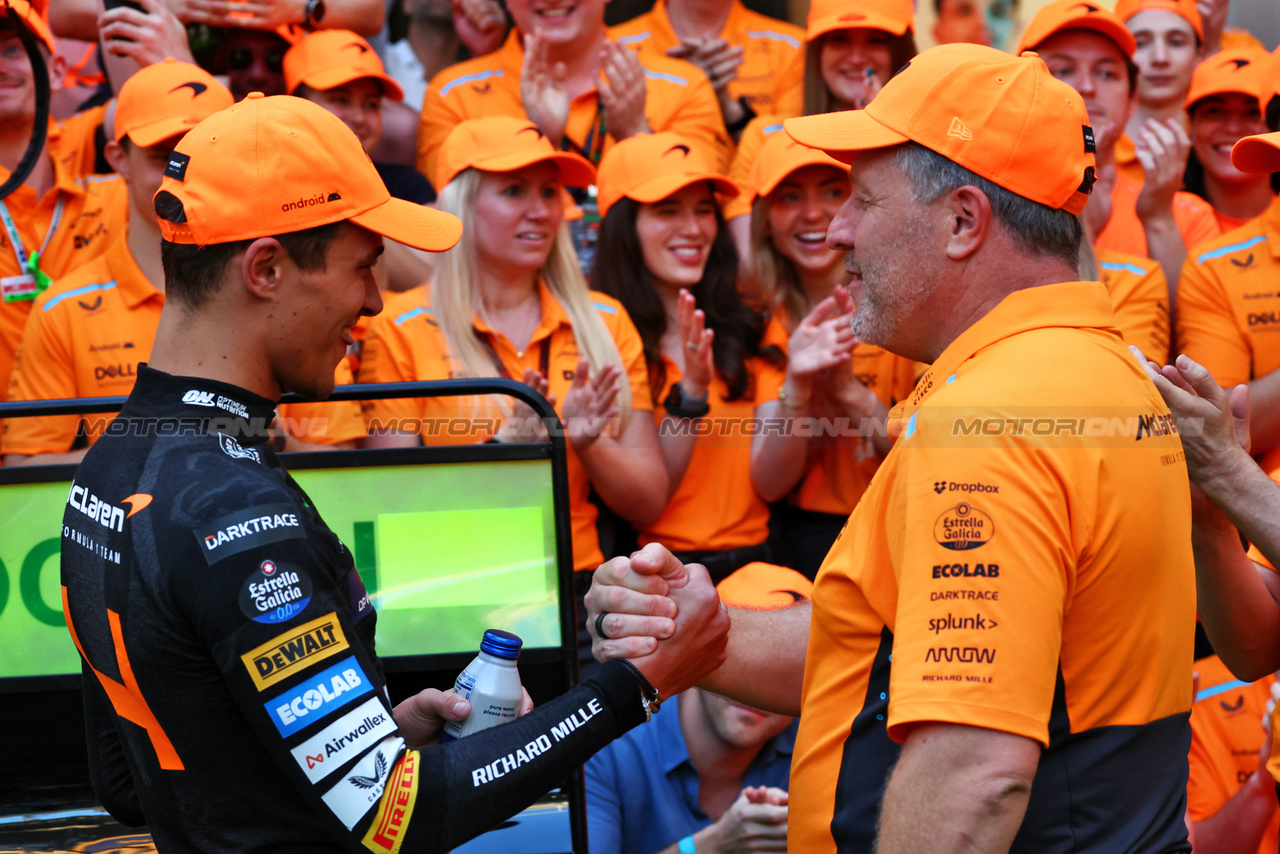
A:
[282, 192, 342, 212]
[267, 656, 371, 736]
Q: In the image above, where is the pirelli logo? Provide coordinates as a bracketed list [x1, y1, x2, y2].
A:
[241, 614, 349, 691]
[362, 749, 420, 853]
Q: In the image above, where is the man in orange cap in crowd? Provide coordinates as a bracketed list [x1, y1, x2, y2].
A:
[932, 0, 1020, 51]
[586, 562, 804, 854]
[608, 0, 804, 138]
[62, 91, 732, 851]
[586, 43, 1196, 854]
[416, 0, 732, 185]
[0, 0, 126, 404]
[1018, 0, 1219, 301]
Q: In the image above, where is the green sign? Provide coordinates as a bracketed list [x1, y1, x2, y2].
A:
[0, 458, 562, 682]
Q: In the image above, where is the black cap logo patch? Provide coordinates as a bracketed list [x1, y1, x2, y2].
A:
[165, 151, 191, 181]
[1083, 125, 1096, 154]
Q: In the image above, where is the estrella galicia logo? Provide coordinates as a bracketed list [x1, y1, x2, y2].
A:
[933, 502, 994, 551]
[239, 559, 312, 624]
[265, 655, 372, 737]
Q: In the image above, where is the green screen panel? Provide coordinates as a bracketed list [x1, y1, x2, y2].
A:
[0, 456, 562, 682]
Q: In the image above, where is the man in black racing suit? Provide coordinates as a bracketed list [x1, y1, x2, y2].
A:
[59, 93, 729, 853]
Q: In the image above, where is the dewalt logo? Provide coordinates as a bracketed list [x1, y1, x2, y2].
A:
[241, 613, 349, 691]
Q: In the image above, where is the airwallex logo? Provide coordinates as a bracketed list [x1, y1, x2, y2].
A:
[282, 192, 342, 213]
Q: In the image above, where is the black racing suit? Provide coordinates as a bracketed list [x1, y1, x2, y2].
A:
[61, 365, 647, 853]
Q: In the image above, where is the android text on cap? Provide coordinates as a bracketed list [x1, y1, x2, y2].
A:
[115, 58, 234, 147]
[1015, 0, 1137, 58]
[1113, 0, 1203, 43]
[749, 130, 849, 202]
[0, 0, 54, 56]
[806, 0, 914, 41]
[435, 117, 597, 191]
[1183, 47, 1270, 112]
[1231, 132, 1280, 175]
[595, 132, 740, 219]
[783, 43, 1097, 216]
[283, 29, 404, 102]
[717, 562, 813, 609]
[155, 93, 461, 252]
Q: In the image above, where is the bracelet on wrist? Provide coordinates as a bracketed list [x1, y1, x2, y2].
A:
[615, 658, 664, 721]
[776, 383, 809, 409]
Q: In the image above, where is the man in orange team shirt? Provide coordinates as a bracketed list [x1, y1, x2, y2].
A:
[609, 0, 803, 139]
[1017, 0, 1220, 301]
[0, 0, 126, 400]
[1, 59, 365, 465]
[586, 44, 1195, 854]
[416, 0, 731, 183]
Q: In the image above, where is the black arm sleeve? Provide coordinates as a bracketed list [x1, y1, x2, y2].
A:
[82, 663, 145, 826]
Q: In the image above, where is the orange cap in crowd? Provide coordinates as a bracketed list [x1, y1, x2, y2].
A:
[805, 0, 914, 41]
[595, 132, 739, 218]
[155, 93, 461, 251]
[785, 44, 1096, 215]
[749, 130, 849, 201]
[1265, 49, 1280, 114]
[1016, 0, 1136, 58]
[283, 29, 404, 102]
[1113, 0, 1203, 43]
[716, 562, 813, 608]
[1232, 132, 1280, 175]
[0, 0, 55, 55]
[114, 58, 233, 147]
[1184, 47, 1270, 111]
[436, 116, 597, 190]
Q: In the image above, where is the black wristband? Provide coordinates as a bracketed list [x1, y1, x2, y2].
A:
[590, 659, 652, 732]
[665, 384, 711, 419]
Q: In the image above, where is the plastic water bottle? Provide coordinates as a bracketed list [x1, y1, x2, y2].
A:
[441, 630, 524, 742]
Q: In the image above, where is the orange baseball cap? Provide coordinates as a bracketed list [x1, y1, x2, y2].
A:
[1113, 0, 1203, 43]
[114, 58, 234, 147]
[283, 29, 404, 102]
[1016, 0, 1136, 58]
[806, 0, 914, 41]
[595, 132, 739, 219]
[749, 130, 849, 201]
[1231, 132, 1280, 174]
[716, 562, 813, 609]
[1184, 48, 1269, 111]
[785, 44, 1096, 215]
[156, 93, 461, 251]
[0, 0, 54, 55]
[436, 116, 596, 190]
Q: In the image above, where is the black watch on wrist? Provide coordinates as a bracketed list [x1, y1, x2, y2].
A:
[304, 0, 325, 27]
[665, 383, 711, 420]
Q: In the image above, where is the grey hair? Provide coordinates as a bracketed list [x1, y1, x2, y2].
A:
[894, 142, 1082, 269]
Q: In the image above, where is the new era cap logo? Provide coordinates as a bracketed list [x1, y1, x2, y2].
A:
[947, 117, 973, 142]
[165, 151, 191, 181]
[168, 81, 208, 97]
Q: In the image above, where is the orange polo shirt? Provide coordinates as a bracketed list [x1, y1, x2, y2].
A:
[1176, 194, 1280, 470]
[789, 281, 1195, 853]
[1187, 653, 1278, 854]
[417, 31, 732, 184]
[357, 282, 652, 572]
[725, 114, 792, 220]
[1, 230, 365, 455]
[1095, 167, 1222, 260]
[638, 328, 786, 553]
[0, 132, 127, 400]
[610, 0, 804, 117]
[1097, 248, 1171, 364]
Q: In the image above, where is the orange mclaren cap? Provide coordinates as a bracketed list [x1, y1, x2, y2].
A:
[749, 130, 849, 201]
[0, 0, 54, 55]
[436, 117, 597, 189]
[716, 562, 813, 609]
[785, 44, 1097, 215]
[596, 132, 739, 218]
[1113, 0, 1202, 43]
[155, 93, 461, 251]
[1231, 132, 1280, 174]
[1184, 47, 1269, 111]
[283, 29, 404, 102]
[1016, 0, 1136, 58]
[114, 58, 233, 147]
[806, 0, 913, 41]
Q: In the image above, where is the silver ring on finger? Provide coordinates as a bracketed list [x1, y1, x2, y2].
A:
[686, 342, 698, 352]
[595, 611, 612, 640]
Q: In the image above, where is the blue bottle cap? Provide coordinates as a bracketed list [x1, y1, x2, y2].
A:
[480, 629, 523, 660]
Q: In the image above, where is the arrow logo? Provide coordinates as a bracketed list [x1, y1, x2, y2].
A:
[122, 494, 153, 518]
[168, 82, 208, 97]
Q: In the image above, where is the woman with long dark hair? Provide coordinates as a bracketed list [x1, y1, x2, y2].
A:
[589, 132, 853, 581]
